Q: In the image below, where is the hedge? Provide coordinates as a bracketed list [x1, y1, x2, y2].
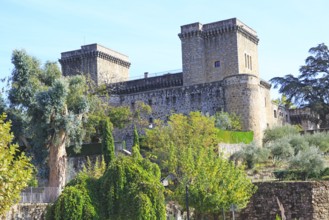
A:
[217, 129, 253, 144]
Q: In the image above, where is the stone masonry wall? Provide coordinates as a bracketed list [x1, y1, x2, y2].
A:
[1, 203, 47, 220]
[110, 81, 225, 147]
[238, 181, 329, 220]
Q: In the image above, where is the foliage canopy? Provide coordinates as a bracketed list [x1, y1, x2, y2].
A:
[144, 112, 256, 217]
[0, 114, 33, 215]
[271, 43, 329, 128]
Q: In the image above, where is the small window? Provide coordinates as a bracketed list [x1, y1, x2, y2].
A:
[149, 117, 154, 124]
[274, 110, 277, 118]
[148, 99, 152, 106]
[166, 97, 170, 105]
[214, 61, 220, 68]
[131, 102, 135, 110]
[172, 96, 177, 105]
[191, 94, 195, 102]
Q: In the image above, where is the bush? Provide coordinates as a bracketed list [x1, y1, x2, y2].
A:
[288, 146, 324, 179]
[47, 174, 98, 220]
[231, 142, 269, 169]
[263, 125, 300, 144]
[267, 137, 294, 161]
[305, 132, 329, 153]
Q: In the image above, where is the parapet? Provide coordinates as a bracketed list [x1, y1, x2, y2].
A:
[179, 18, 259, 44]
[59, 43, 131, 68]
[111, 72, 183, 94]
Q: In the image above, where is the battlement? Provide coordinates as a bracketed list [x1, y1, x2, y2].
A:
[111, 72, 183, 94]
[60, 44, 130, 68]
[179, 18, 258, 43]
[61, 44, 129, 61]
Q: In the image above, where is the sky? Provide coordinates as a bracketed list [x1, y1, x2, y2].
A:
[1, 0, 328, 98]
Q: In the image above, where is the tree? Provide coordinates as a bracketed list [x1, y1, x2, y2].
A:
[144, 112, 256, 217]
[7, 50, 89, 189]
[101, 118, 115, 166]
[289, 146, 324, 180]
[47, 150, 165, 220]
[215, 111, 242, 131]
[0, 113, 33, 215]
[132, 125, 142, 159]
[271, 43, 329, 128]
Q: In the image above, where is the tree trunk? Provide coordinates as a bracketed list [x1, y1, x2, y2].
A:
[48, 129, 67, 190]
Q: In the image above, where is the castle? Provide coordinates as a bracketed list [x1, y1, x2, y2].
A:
[59, 18, 293, 145]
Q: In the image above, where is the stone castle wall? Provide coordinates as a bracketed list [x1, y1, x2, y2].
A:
[59, 18, 285, 145]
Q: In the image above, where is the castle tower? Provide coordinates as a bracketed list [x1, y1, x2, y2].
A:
[179, 18, 259, 86]
[223, 74, 262, 144]
[59, 44, 131, 85]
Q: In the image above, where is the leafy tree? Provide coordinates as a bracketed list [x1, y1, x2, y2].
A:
[101, 155, 165, 220]
[101, 118, 115, 166]
[0, 113, 33, 215]
[144, 112, 256, 217]
[48, 151, 165, 219]
[7, 50, 90, 189]
[271, 43, 329, 128]
[132, 125, 142, 159]
[273, 94, 295, 109]
[215, 111, 242, 131]
[108, 106, 131, 129]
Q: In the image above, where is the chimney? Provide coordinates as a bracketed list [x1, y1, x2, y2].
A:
[144, 72, 148, 78]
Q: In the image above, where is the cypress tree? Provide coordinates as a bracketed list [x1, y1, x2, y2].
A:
[102, 118, 115, 166]
[132, 126, 142, 158]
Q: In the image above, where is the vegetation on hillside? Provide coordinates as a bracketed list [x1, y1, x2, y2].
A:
[144, 112, 256, 218]
[233, 125, 329, 180]
[47, 131, 165, 220]
[0, 113, 33, 215]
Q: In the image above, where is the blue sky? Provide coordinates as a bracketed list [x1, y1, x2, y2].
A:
[1, 0, 328, 98]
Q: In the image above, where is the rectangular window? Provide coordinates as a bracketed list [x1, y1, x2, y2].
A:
[166, 97, 170, 105]
[191, 94, 195, 102]
[148, 99, 152, 106]
[274, 110, 277, 118]
[214, 61, 220, 68]
[245, 53, 247, 68]
[172, 96, 177, 105]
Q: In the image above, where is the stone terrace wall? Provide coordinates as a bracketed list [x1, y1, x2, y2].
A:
[238, 181, 329, 220]
[1, 203, 47, 220]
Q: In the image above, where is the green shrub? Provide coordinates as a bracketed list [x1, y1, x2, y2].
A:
[263, 125, 300, 144]
[231, 142, 269, 169]
[288, 146, 324, 179]
[267, 137, 294, 161]
[305, 132, 329, 153]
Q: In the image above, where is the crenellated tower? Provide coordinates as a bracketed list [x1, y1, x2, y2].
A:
[179, 18, 259, 86]
[59, 44, 131, 85]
